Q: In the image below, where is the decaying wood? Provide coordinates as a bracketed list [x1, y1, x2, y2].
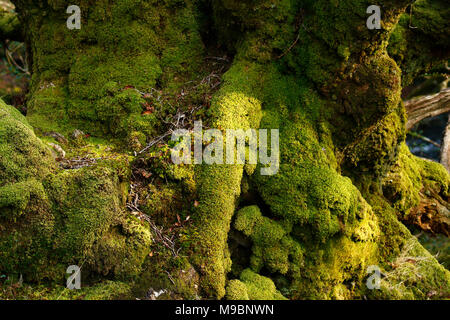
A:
[405, 189, 450, 237]
[441, 114, 450, 172]
[405, 88, 450, 130]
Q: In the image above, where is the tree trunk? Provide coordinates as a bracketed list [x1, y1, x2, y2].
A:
[1, 0, 449, 300]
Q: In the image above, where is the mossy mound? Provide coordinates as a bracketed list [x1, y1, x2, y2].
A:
[0, 99, 151, 286]
[0, 99, 54, 187]
[19, 0, 204, 142]
[226, 269, 287, 300]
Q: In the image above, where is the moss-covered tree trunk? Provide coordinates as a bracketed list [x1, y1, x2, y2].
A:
[1, 0, 449, 299]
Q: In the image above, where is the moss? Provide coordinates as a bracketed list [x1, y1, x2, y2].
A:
[0, 99, 151, 284]
[388, 0, 450, 86]
[0, 99, 54, 185]
[0, 280, 133, 300]
[367, 238, 450, 299]
[7, 0, 449, 301]
[238, 269, 287, 300]
[343, 104, 406, 179]
[189, 60, 264, 299]
[0, 9, 21, 40]
[226, 279, 249, 300]
[16, 0, 204, 142]
[43, 166, 151, 281]
[382, 143, 449, 216]
[0, 179, 46, 220]
[234, 206, 262, 237]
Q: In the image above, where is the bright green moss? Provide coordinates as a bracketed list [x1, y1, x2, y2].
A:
[367, 238, 450, 299]
[225, 279, 249, 300]
[234, 206, 262, 237]
[238, 269, 287, 300]
[188, 60, 267, 298]
[234, 206, 305, 276]
[254, 163, 362, 241]
[0, 99, 54, 185]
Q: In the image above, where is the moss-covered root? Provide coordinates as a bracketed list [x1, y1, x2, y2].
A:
[190, 62, 263, 299]
[382, 143, 450, 235]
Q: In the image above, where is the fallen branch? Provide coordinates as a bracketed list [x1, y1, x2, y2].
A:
[405, 88, 450, 130]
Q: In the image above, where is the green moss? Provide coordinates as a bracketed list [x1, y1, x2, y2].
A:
[44, 166, 151, 280]
[238, 269, 287, 300]
[0, 99, 54, 185]
[0, 280, 133, 300]
[17, 0, 204, 142]
[0, 99, 151, 284]
[343, 105, 406, 178]
[226, 279, 249, 300]
[8, 0, 449, 301]
[368, 238, 450, 299]
[388, 0, 450, 86]
[0, 180, 46, 220]
[0, 9, 21, 40]
[189, 60, 264, 298]
[234, 206, 262, 237]
[382, 143, 449, 215]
